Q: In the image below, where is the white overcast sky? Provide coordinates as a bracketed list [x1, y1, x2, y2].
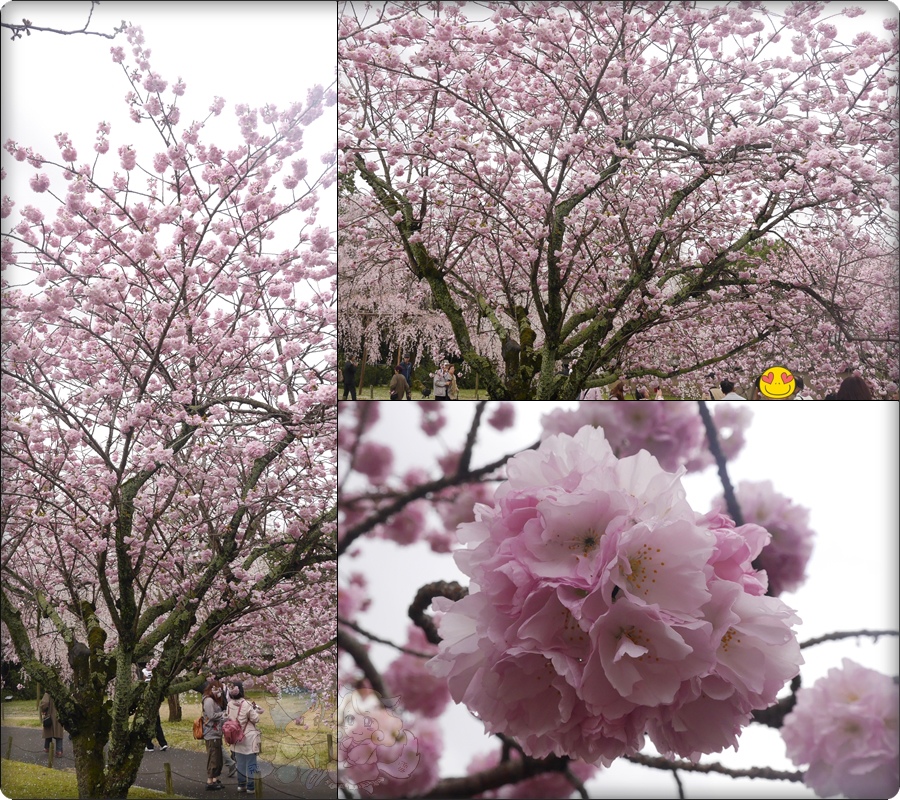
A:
[342, 401, 900, 799]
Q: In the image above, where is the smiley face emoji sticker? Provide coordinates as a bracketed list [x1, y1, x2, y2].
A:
[759, 365, 796, 399]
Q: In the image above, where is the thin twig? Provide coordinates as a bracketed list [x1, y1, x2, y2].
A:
[697, 401, 744, 526]
[800, 629, 899, 649]
[337, 615, 432, 658]
[458, 402, 487, 475]
[338, 441, 537, 557]
[2, 2, 125, 41]
[626, 753, 805, 783]
[564, 764, 590, 799]
[673, 768, 685, 799]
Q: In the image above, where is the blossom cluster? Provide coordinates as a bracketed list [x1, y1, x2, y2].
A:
[384, 625, 451, 719]
[429, 425, 802, 765]
[540, 402, 750, 473]
[713, 480, 815, 596]
[781, 658, 899, 799]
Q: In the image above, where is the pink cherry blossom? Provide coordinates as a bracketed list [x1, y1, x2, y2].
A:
[540, 402, 705, 473]
[339, 2, 898, 397]
[712, 480, 815, 596]
[3, 18, 337, 798]
[782, 658, 899, 799]
[29, 173, 50, 193]
[118, 145, 137, 171]
[384, 625, 451, 718]
[487, 402, 515, 431]
[429, 426, 802, 764]
[353, 441, 394, 484]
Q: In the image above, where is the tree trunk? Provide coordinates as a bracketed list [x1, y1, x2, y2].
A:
[167, 693, 182, 722]
[72, 730, 110, 799]
[69, 712, 152, 798]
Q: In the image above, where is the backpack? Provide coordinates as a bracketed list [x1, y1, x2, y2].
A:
[222, 701, 248, 745]
[192, 716, 204, 740]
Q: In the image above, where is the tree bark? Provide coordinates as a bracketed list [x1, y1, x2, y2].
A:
[166, 693, 182, 722]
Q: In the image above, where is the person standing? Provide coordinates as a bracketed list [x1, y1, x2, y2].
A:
[793, 376, 811, 399]
[720, 379, 746, 400]
[199, 670, 236, 777]
[448, 365, 459, 400]
[399, 355, 414, 400]
[609, 380, 626, 400]
[389, 365, 409, 400]
[40, 692, 64, 757]
[342, 358, 357, 401]
[202, 680, 227, 791]
[431, 362, 451, 400]
[139, 661, 169, 752]
[836, 375, 873, 399]
[226, 681, 264, 794]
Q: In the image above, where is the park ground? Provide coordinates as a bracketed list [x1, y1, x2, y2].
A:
[0, 694, 337, 799]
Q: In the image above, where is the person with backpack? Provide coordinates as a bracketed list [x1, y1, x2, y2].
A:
[225, 681, 264, 794]
[202, 680, 227, 791]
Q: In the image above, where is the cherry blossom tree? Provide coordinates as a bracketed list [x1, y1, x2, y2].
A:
[1, 24, 337, 799]
[338, 196, 458, 374]
[338, 2, 899, 399]
[337, 401, 899, 799]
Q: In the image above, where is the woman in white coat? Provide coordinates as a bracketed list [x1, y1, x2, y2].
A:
[226, 681, 264, 793]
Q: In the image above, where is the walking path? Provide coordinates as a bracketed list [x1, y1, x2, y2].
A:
[1, 725, 337, 799]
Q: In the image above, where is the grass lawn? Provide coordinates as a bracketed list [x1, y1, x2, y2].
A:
[0, 759, 188, 799]
[2, 693, 334, 771]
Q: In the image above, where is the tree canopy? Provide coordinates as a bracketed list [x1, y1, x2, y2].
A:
[1, 20, 337, 799]
[338, 1, 898, 399]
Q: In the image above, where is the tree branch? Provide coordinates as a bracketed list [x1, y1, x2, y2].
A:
[409, 581, 468, 645]
[800, 629, 899, 649]
[626, 753, 805, 783]
[697, 401, 744, 526]
[423, 753, 570, 798]
[2, 3, 126, 41]
[336, 627, 386, 697]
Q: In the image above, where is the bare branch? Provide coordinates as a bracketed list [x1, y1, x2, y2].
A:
[626, 753, 805, 783]
[2, 3, 126, 41]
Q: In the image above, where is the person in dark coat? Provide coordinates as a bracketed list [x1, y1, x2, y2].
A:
[40, 692, 65, 756]
[139, 661, 169, 752]
[342, 358, 357, 400]
[399, 356, 414, 400]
